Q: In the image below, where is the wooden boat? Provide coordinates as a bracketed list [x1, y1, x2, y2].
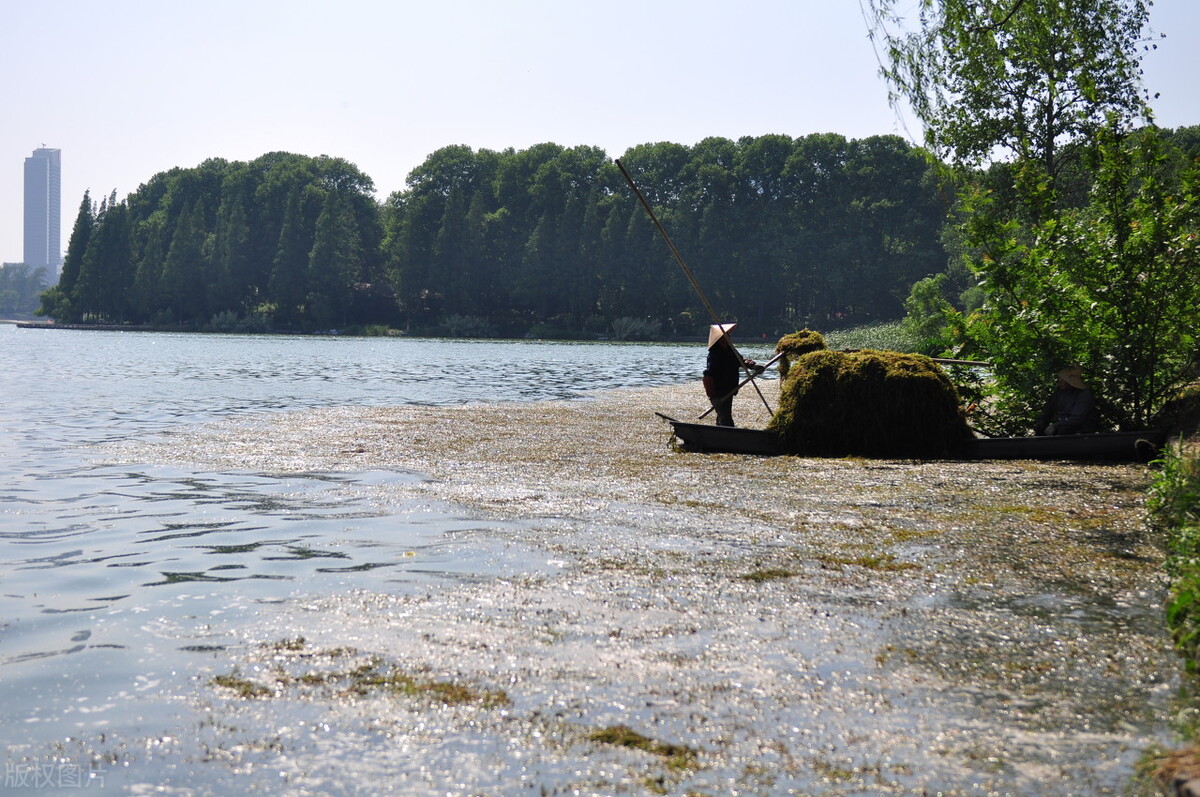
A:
[656, 413, 1166, 461]
[656, 414, 783, 455]
[969, 429, 1167, 461]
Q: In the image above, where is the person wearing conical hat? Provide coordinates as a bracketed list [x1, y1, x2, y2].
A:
[1035, 365, 1101, 435]
[703, 323, 757, 427]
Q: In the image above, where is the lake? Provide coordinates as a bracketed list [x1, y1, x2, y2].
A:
[0, 324, 774, 791]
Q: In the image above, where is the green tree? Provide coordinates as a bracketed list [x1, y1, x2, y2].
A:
[212, 176, 253, 314]
[159, 199, 208, 324]
[0, 264, 49, 315]
[868, 0, 1154, 187]
[870, 0, 1193, 430]
[306, 187, 360, 329]
[39, 191, 97, 321]
[73, 194, 134, 322]
[949, 125, 1200, 433]
[269, 187, 311, 328]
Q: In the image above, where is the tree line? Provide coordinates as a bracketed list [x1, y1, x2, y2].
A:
[38, 134, 949, 338]
[0, 263, 49, 316]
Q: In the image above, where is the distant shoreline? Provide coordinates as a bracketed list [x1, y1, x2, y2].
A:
[5, 320, 722, 345]
[10, 320, 187, 333]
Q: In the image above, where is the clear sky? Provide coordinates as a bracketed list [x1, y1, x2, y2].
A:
[2, 0, 1196, 266]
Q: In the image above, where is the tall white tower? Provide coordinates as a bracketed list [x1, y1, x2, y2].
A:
[24, 147, 62, 278]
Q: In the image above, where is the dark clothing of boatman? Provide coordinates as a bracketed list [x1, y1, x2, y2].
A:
[703, 323, 747, 427]
[1036, 365, 1101, 435]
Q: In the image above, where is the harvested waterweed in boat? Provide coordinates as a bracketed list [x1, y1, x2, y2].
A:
[773, 328, 827, 378]
[767, 349, 974, 458]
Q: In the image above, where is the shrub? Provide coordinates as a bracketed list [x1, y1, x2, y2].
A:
[1149, 443, 1200, 669]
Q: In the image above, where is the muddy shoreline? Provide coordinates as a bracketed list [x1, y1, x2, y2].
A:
[99, 381, 1179, 794]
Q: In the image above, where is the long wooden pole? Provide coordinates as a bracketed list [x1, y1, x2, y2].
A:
[614, 158, 773, 415]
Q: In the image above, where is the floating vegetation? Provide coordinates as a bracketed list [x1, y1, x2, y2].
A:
[738, 567, 797, 582]
[211, 672, 272, 699]
[268, 637, 307, 652]
[767, 348, 974, 458]
[342, 659, 510, 707]
[817, 553, 920, 572]
[211, 643, 510, 708]
[589, 724, 699, 771]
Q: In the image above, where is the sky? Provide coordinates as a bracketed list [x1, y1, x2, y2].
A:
[2, 0, 1197, 266]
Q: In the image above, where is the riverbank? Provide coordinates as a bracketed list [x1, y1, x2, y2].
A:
[93, 381, 1177, 794]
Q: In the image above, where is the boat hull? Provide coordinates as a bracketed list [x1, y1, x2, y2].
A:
[657, 414, 1166, 461]
[969, 430, 1166, 461]
[656, 414, 783, 455]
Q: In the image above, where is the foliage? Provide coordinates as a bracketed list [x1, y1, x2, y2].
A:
[440, 314, 496, 338]
[383, 134, 948, 336]
[766, 349, 973, 457]
[39, 136, 948, 338]
[1148, 443, 1200, 670]
[866, 0, 1154, 183]
[948, 125, 1200, 433]
[0, 263, 50, 315]
[823, 320, 919, 353]
[40, 153, 383, 331]
[901, 273, 955, 355]
[208, 310, 272, 334]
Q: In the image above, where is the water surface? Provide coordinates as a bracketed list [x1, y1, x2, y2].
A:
[1, 325, 752, 776]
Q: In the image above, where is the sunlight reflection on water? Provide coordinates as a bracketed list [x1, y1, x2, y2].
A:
[1, 325, 755, 750]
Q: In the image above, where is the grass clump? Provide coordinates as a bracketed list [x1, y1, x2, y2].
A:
[766, 348, 973, 458]
[212, 649, 509, 709]
[818, 553, 920, 572]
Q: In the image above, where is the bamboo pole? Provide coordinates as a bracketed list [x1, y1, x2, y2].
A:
[614, 158, 773, 416]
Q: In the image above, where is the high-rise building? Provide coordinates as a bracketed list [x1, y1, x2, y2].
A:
[24, 147, 62, 277]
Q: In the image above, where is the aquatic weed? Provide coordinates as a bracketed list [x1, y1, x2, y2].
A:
[211, 672, 272, 699]
[766, 349, 973, 458]
[738, 568, 796, 582]
[589, 724, 699, 771]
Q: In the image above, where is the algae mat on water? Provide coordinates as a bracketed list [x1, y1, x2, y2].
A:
[92, 381, 1177, 795]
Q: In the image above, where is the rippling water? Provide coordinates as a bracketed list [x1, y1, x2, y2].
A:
[0, 324, 765, 774]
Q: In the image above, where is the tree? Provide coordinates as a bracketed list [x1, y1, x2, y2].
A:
[0, 264, 49, 315]
[212, 177, 253, 313]
[871, 0, 1193, 430]
[306, 187, 360, 329]
[39, 192, 97, 321]
[950, 125, 1200, 433]
[159, 199, 208, 324]
[269, 187, 311, 328]
[868, 0, 1154, 188]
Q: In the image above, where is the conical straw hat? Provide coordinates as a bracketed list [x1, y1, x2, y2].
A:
[707, 323, 736, 349]
[1058, 365, 1085, 389]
